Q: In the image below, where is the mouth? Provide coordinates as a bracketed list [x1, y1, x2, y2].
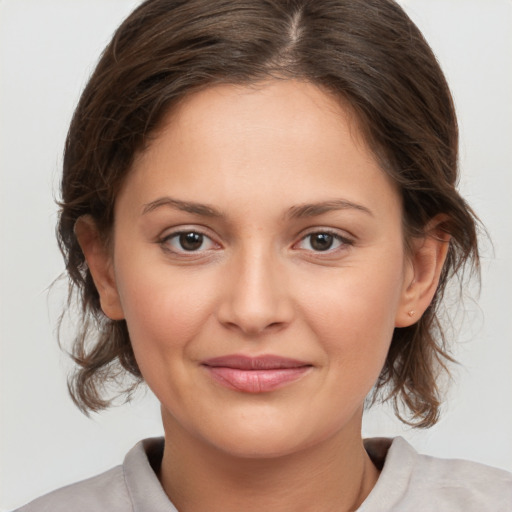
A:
[201, 355, 313, 393]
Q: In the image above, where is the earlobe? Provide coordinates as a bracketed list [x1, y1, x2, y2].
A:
[395, 215, 451, 328]
[74, 216, 125, 320]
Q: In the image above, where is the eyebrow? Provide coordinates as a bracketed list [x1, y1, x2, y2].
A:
[286, 199, 373, 219]
[142, 197, 223, 217]
[142, 196, 372, 219]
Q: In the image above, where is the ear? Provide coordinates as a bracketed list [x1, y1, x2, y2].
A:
[74, 216, 124, 320]
[395, 215, 451, 327]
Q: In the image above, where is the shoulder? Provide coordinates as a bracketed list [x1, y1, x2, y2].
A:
[409, 444, 512, 510]
[13, 465, 130, 512]
[13, 437, 170, 512]
[361, 437, 512, 511]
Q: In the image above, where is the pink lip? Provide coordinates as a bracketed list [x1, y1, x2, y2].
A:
[201, 355, 312, 393]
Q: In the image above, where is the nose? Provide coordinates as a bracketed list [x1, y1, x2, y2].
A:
[216, 245, 294, 336]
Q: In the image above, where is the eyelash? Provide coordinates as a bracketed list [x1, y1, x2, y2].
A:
[158, 229, 219, 255]
[158, 227, 354, 258]
[294, 230, 355, 254]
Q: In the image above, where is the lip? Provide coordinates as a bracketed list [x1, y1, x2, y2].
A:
[201, 355, 312, 393]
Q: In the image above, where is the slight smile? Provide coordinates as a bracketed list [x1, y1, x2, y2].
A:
[201, 355, 313, 393]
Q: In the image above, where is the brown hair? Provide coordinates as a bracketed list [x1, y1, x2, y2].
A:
[58, 0, 479, 427]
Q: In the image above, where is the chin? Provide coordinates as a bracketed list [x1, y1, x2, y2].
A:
[208, 428, 313, 459]
[196, 409, 350, 460]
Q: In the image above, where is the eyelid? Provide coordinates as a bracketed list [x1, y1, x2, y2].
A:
[292, 228, 355, 252]
[158, 226, 222, 255]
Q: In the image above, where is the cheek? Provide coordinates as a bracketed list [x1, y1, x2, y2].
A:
[114, 260, 217, 365]
[114, 266, 223, 414]
[299, 256, 405, 386]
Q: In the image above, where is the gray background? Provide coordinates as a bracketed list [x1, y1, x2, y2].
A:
[1, 0, 511, 509]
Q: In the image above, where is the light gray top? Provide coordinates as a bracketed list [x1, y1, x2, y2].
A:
[15, 436, 512, 511]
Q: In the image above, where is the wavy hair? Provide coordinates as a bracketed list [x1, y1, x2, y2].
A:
[58, 0, 479, 427]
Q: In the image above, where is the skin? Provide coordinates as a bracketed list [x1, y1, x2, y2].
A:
[77, 80, 449, 512]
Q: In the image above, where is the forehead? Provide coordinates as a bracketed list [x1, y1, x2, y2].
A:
[162, 80, 367, 151]
[122, 79, 400, 218]
[135, 80, 377, 174]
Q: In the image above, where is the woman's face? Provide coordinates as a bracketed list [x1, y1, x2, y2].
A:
[107, 80, 414, 457]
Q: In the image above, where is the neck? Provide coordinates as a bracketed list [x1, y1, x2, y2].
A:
[158, 410, 379, 512]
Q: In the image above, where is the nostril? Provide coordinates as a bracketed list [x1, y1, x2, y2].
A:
[215, 262, 295, 335]
[219, 318, 288, 337]
[266, 321, 285, 330]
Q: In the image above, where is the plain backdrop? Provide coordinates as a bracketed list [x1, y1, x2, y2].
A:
[1, 0, 511, 510]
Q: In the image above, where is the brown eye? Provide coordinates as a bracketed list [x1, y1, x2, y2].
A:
[179, 232, 204, 251]
[161, 230, 217, 254]
[309, 233, 334, 251]
[294, 230, 353, 254]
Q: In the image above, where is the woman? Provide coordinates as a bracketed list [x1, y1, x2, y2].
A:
[15, 0, 512, 510]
